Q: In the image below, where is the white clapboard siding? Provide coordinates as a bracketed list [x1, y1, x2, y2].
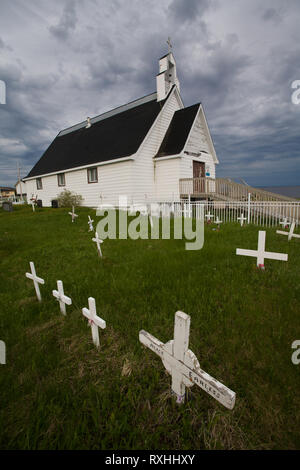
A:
[184, 109, 217, 165]
[154, 158, 181, 201]
[25, 160, 133, 207]
[132, 88, 183, 203]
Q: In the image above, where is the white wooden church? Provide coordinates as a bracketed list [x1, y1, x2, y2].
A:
[23, 50, 218, 207]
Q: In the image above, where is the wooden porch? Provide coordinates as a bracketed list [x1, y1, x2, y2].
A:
[179, 177, 297, 203]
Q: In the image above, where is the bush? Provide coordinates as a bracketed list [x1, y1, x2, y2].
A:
[57, 189, 84, 208]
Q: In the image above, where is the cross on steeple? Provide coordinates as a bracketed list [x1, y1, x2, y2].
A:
[167, 37, 172, 54]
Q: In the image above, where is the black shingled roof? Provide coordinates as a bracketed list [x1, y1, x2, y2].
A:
[26, 95, 166, 178]
[155, 103, 200, 158]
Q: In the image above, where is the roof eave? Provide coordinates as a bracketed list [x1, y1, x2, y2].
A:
[154, 153, 182, 161]
[23, 154, 136, 181]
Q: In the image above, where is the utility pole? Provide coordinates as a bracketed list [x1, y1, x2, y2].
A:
[17, 162, 23, 201]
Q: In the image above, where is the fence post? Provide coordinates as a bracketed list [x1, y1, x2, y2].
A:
[247, 193, 251, 224]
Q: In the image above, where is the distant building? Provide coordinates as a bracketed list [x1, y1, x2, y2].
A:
[15, 180, 26, 198]
[0, 186, 16, 198]
[23, 51, 218, 207]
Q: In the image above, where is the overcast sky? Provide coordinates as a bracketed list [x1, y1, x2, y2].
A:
[0, 0, 300, 187]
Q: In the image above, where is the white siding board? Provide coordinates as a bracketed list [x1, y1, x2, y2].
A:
[132, 89, 183, 203]
[154, 158, 180, 201]
[25, 161, 133, 207]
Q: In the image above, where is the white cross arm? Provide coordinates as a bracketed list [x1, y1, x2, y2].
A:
[139, 330, 236, 410]
[82, 307, 106, 329]
[25, 272, 45, 284]
[236, 248, 288, 262]
[52, 290, 72, 305]
[276, 230, 300, 238]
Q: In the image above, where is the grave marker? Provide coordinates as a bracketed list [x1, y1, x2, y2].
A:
[215, 216, 222, 226]
[276, 221, 300, 241]
[205, 212, 214, 223]
[68, 206, 78, 223]
[92, 231, 103, 257]
[236, 230, 288, 269]
[88, 215, 94, 232]
[82, 297, 106, 348]
[279, 218, 290, 229]
[139, 311, 236, 409]
[237, 213, 247, 226]
[52, 280, 72, 315]
[30, 196, 37, 212]
[25, 261, 45, 301]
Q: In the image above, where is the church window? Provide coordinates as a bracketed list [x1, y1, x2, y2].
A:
[57, 173, 65, 186]
[87, 167, 98, 183]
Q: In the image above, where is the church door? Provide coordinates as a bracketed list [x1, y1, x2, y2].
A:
[193, 161, 205, 193]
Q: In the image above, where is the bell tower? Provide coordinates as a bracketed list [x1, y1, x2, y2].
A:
[156, 39, 180, 101]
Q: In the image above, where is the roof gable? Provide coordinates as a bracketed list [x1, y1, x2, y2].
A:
[184, 104, 219, 163]
[25, 93, 165, 179]
[155, 103, 200, 158]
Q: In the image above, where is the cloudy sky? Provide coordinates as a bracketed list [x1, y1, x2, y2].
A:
[0, 0, 300, 187]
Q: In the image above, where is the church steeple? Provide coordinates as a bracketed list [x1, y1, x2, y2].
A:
[156, 39, 180, 102]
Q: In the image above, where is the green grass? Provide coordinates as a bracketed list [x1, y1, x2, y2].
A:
[0, 205, 300, 450]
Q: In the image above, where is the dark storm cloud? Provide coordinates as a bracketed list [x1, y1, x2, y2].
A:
[262, 8, 283, 23]
[0, 0, 300, 186]
[168, 0, 211, 22]
[49, 0, 78, 41]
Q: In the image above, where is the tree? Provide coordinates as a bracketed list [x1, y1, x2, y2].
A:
[57, 189, 84, 208]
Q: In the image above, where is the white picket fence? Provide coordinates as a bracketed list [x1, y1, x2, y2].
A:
[157, 200, 300, 227]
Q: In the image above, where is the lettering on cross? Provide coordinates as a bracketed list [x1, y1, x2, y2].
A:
[25, 261, 45, 301]
[52, 280, 72, 315]
[139, 311, 236, 409]
[82, 297, 106, 348]
[236, 230, 288, 269]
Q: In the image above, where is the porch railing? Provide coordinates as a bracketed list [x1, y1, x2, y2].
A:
[179, 177, 297, 202]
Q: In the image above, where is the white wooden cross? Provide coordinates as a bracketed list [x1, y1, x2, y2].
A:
[82, 297, 106, 349]
[205, 212, 214, 223]
[236, 230, 288, 269]
[277, 221, 300, 241]
[25, 261, 45, 301]
[167, 36, 172, 54]
[92, 231, 103, 257]
[279, 218, 290, 229]
[215, 216, 222, 226]
[52, 280, 72, 315]
[139, 311, 236, 409]
[68, 206, 78, 223]
[237, 213, 247, 226]
[88, 215, 94, 231]
[30, 196, 37, 212]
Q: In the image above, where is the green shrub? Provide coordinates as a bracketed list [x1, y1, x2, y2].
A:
[57, 189, 84, 208]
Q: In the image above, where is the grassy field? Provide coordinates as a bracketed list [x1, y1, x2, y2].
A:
[0, 204, 300, 450]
